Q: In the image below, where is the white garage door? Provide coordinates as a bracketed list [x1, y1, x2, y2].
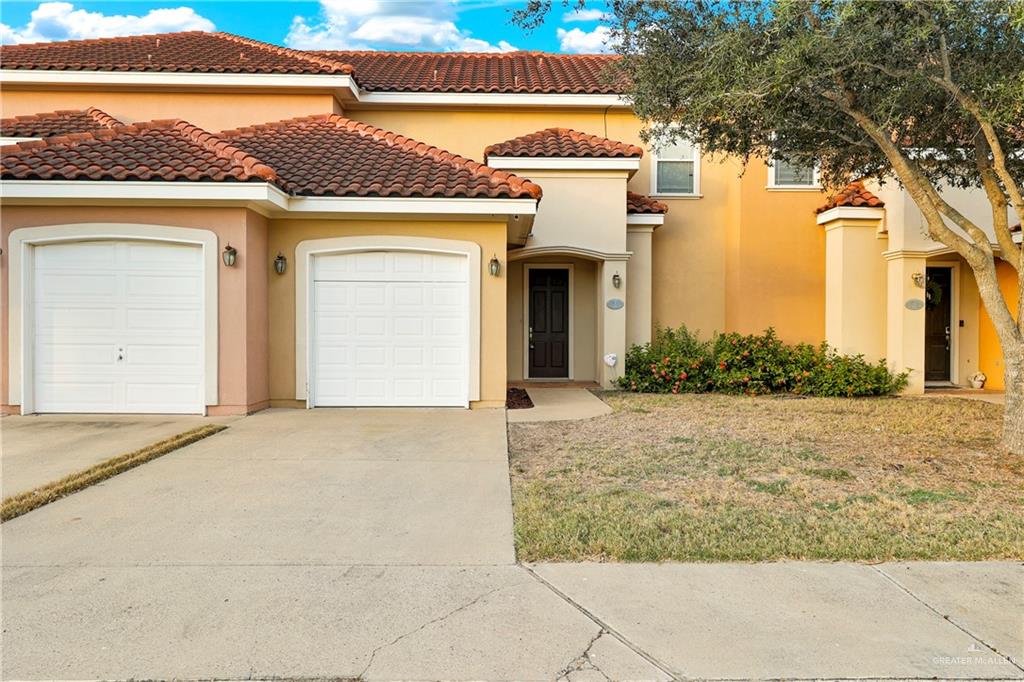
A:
[312, 250, 469, 407]
[33, 240, 204, 414]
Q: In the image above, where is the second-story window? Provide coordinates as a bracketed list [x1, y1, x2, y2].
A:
[653, 139, 700, 196]
[769, 157, 820, 188]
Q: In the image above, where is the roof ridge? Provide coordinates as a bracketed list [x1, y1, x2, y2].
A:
[322, 114, 542, 200]
[816, 179, 885, 214]
[170, 119, 277, 182]
[484, 126, 644, 159]
[1, 119, 177, 154]
[311, 49, 619, 58]
[2, 117, 277, 183]
[0, 30, 209, 50]
[83, 107, 123, 129]
[213, 32, 353, 74]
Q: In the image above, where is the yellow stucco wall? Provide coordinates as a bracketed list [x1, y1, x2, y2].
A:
[979, 260, 1020, 390]
[0, 89, 340, 133]
[266, 218, 508, 407]
[729, 159, 827, 344]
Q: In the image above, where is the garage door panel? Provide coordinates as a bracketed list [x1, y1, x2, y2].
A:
[34, 240, 204, 414]
[312, 250, 469, 407]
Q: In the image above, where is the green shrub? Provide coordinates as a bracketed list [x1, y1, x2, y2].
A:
[618, 325, 908, 398]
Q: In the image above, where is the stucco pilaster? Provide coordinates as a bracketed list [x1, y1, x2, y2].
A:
[886, 253, 929, 394]
[626, 225, 655, 346]
[598, 257, 629, 388]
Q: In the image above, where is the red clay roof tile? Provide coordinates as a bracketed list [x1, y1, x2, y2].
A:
[816, 181, 885, 213]
[311, 50, 621, 93]
[221, 114, 542, 199]
[627, 191, 668, 214]
[1, 119, 276, 183]
[0, 31, 352, 74]
[1, 107, 122, 138]
[485, 128, 643, 159]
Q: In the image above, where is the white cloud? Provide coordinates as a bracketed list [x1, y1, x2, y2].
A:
[0, 1, 214, 45]
[556, 25, 617, 53]
[284, 0, 517, 53]
[562, 8, 608, 23]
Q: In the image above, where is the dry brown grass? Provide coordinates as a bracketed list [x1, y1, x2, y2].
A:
[509, 393, 1024, 562]
[1, 424, 227, 522]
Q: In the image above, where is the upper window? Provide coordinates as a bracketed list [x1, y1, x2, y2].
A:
[769, 157, 820, 188]
[652, 139, 700, 196]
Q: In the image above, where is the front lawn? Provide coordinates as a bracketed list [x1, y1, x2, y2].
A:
[509, 393, 1024, 562]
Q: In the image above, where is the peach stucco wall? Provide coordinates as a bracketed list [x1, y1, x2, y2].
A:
[1, 205, 270, 414]
[0, 90, 340, 133]
[266, 218, 509, 408]
[979, 260, 1020, 390]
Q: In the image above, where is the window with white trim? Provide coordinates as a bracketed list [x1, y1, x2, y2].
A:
[768, 156, 820, 188]
[652, 139, 700, 195]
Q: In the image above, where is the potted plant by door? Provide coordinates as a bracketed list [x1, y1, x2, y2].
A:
[970, 372, 987, 389]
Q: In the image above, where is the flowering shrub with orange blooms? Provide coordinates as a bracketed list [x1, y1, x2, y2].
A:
[620, 326, 907, 397]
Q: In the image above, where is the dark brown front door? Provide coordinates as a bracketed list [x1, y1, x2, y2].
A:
[528, 268, 570, 378]
[924, 267, 953, 382]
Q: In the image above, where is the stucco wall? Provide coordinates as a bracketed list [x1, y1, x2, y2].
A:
[729, 159, 827, 344]
[1, 90, 340, 133]
[507, 257, 598, 382]
[266, 218, 508, 408]
[353, 107, 733, 338]
[979, 260, 1019, 390]
[1, 205, 270, 414]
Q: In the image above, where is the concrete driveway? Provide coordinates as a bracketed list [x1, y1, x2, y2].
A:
[1, 413, 236, 498]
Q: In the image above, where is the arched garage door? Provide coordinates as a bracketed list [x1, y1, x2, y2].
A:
[33, 240, 205, 413]
[311, 250, 469, 407]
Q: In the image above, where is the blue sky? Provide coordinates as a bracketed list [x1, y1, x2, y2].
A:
[0, 1, 616, 53]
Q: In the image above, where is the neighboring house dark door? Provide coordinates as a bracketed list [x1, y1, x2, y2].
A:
[924, 267, 953, 382]
[528, 268, 570, 378]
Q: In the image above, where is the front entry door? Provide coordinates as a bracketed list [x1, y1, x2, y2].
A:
[924, 267, 953, 382]
[528, 268, 570, 378]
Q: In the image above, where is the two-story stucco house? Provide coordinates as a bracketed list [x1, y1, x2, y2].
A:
[0, 31, 1019, 415]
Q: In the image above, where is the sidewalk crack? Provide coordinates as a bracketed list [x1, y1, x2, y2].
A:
[871, 565, 1024, 673]
[358, 583, 508, 680]
[521, 564, 679, 680]
[556, 629, 612, 681]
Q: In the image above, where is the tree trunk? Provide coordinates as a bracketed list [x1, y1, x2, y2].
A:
[1004, 351, 1024, 455]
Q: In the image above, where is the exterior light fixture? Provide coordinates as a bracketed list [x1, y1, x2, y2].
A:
[911, 272, 925, 288]
[274, 253, 287, 275]
[612, 272, 622, 289]
[222, 244, 237, 267]
[488, 255, 501, 277]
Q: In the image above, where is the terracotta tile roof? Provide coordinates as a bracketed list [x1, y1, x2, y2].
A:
[311, 50, 621, 93]
[1, 107, 121, 139]
[1, 119, 276, 182]
[816, 181, 885, 214]
[221, 114, 541, 199]
[0, 31, 352, 74]
[485, 128, 643, 159]
[626, 191, 668, 214]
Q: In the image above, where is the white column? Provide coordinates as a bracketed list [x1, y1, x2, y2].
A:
[598, 257, 629, 388]
[626, 225, 655, 347]
[886, 252, 928, 394]
[822, 216, 887, 360]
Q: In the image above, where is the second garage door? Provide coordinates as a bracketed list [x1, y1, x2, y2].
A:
[311, 250, 469, 407]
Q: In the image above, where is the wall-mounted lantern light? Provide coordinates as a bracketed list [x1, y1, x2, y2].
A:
[274, 253, 287, 275]
[612, 272, 622, 289]
[222, 244, 237, 267]
[488, 254, 501, 277]
[911, 272, 925, 288]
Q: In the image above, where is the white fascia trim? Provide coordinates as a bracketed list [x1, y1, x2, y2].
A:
[815, 206, 886, 225]
[0, 137, 39, 145]
[0, 180, 538, 217]
[1, 179, 289, 208]
[626, 213, 665, 226]
[0, 69, 358, 96]
[355, 91, 627, 107]
[486, 156, 640, 171]
[286, 195, 538, 216]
